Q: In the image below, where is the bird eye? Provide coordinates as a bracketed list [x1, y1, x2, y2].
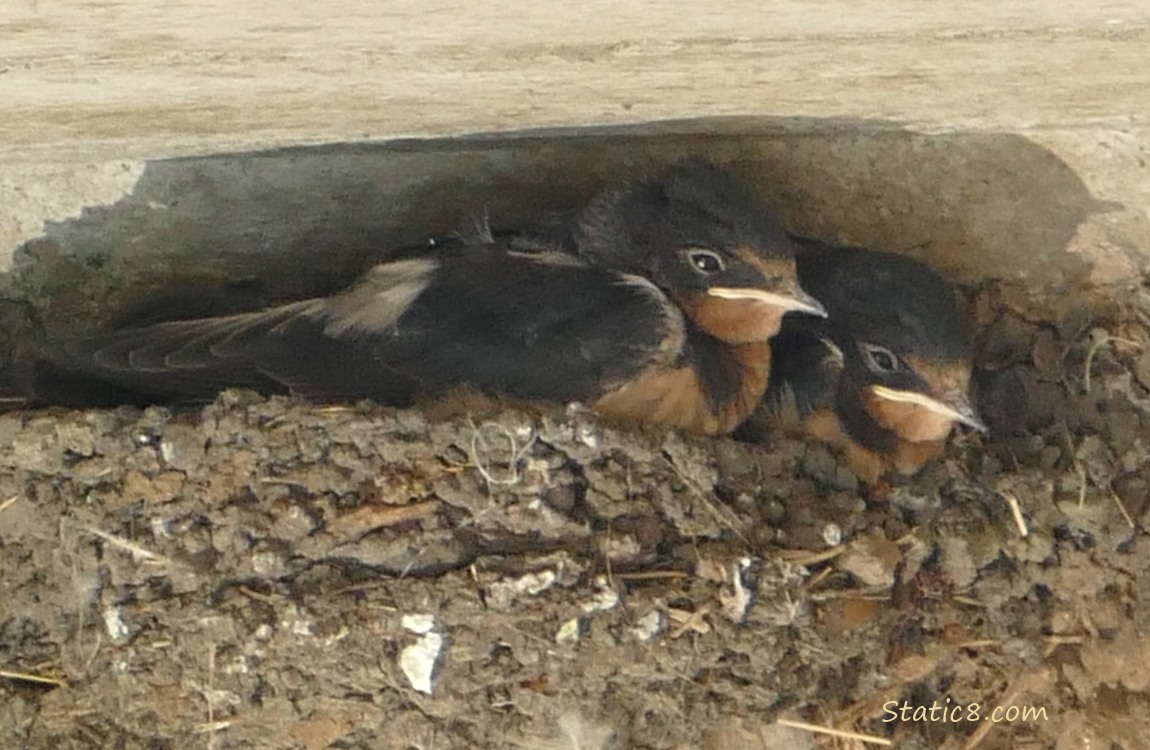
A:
[687, 249, 725, 275]
[861, 343, 899, 373]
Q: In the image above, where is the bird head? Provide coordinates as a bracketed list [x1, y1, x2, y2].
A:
[849, 339, 985, 443]
[799, 246, 986, 447]
[576, 159, 826, 344]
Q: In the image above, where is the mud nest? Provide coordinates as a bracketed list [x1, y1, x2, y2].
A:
[3, 278, 1150, 750]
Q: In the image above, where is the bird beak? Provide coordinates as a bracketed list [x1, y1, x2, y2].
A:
[869, 386, 988, 433]
[707, 286, 828, 318]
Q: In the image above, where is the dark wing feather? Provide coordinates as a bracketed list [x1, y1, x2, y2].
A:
[735, 320, 842, 442]
[31, 245, 679, 408]
[292, 247, 679, 403]
[763, 325, 843, 425]
[31, 302, 322, 405]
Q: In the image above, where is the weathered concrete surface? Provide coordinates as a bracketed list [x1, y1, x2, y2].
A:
[2, 1, 1148, 155]
[1, 1, 1148, 310]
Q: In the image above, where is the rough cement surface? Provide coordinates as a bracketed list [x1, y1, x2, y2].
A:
[2, 280, 1150, 749]
[2, 1, 1148, 157]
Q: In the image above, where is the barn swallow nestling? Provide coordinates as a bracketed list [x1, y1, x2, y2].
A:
[739, 240, 986, 481]
[28, 160, 825, 436]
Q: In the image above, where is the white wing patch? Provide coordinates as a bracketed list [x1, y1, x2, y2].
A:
[322, 258, 439, 338]
[818, 336, 845, 371]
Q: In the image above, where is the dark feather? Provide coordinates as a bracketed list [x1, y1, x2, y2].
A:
[30, 243, 680, 408]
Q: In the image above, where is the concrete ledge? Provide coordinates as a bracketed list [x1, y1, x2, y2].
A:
[3, 1, 1149, 158]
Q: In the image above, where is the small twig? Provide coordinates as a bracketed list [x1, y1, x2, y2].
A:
[0, 669, 67, 687]
[777, 545, 845, 567]
[602, 524, 615, 590]
[667, 604, 712, 639]
[610, 570, 689, 581]
[1111, 491, 1136, 529]
[806, 566, 834, 589]
[893, 529, 922, 545]
[1082, 333, 1105, 393]
[809, 590, 890, 602]
[327, 500, 442, 539]
[775, 717, 892, 746]
[192, 721, 234, 736]
[80, 525, 170, 564]
[1043, 633, 1087, 657]
[205, 643, 218, 750]
[316, 404, 356, 414]
[1044, 634, 1087, 647]
[237, 586, 279, 604]
[1000, 491, 1029, 538]
[1108, 337, 1143, 349]
[0, 495, 18, 514]
[330, 580, 402, 597]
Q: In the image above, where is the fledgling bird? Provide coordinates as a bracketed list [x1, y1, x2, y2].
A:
[28, 160, 825, 435]
[739, 240, 986, 481]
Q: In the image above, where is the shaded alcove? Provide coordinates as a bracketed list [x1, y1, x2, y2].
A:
[1, 116, 1106, 385]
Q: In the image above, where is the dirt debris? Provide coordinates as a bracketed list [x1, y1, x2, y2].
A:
[2, 280, 1150, 749]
